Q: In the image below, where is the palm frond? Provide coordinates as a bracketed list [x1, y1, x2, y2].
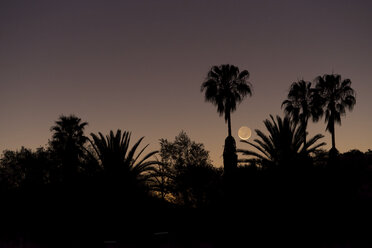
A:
[201, 64, 253, 125]
[89, 130, 158, 185]
[239, 115, 325, 168]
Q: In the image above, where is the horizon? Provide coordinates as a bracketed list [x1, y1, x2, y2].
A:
[1, 0, 372, 166]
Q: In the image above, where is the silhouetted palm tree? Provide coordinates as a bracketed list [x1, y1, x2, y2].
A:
[282, 80, 323, 146]
[50, 115, 88, 180]
[201, 64, 252, 172]
[201, 64, 252, 137]
[314, 74, 356, 152]
[238, 115, 325, 168]
[89, 130, 158, 185]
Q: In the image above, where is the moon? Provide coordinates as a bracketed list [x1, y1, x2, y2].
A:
[238, 126, 251, 140]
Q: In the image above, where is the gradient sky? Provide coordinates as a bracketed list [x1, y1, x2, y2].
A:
[1, 0, 371, 166]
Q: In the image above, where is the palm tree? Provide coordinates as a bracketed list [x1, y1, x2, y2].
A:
[238, 115, 325, 169]
[50, 114, 88, 180]
[89, 130, 159, 186]
[282, 80, 323, 146]
[50, 115, 88, 154]
[314, 74, 356, 152]
[201, 64, 252, 137]
[201, 64, 252, 172]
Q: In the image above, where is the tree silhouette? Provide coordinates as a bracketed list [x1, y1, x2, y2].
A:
[282, 80, 323, 146]
[1, 149, 27, 189]
[50, 115, 88, 181]
[17, 147, 51, 188]
[315, 74, 356, 153]
[201, 64, 252, 172]
[159, 131, 211, 169]
[238, 115, 325, 169]
[89, 130, 158, 187]
[156, 131, 220, 207]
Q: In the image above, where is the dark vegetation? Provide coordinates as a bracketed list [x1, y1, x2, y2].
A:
[1, 65, 370, 247]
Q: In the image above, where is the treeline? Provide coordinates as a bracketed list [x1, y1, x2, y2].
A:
[0, 115, 371, 247]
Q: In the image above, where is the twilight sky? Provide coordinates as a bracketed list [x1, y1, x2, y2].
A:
[1, 0, 371, 166]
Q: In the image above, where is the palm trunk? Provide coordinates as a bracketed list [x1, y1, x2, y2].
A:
[330, 110, 336, 150]
[329, 120, 338, 162]
[227, 111, 232, 137]
[331, 125, 336, 150]
[223, 110, 237, 174]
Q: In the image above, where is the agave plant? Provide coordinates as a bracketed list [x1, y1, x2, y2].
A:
[89, 130, 159, 184]
[238, 115, 326, 168]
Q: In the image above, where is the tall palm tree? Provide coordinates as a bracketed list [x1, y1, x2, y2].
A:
[89, 130, 159, 185]
[282, 80, 323, 146]
[50, 115, 88, 180]
[314, 74, 356, 151]
[201, 64, 252, 172]
[238, 115, 325, 168]
[50, 115, 88, 153]
[201, 64, 252, 137]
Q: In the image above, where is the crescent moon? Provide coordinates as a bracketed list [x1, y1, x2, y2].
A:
[238, 126, 251, 140]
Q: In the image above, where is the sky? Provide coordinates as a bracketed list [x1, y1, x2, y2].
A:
[1, 0, 371, 166]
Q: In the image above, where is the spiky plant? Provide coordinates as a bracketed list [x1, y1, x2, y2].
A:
[89, 130, 159, 185]
[238, 115, 325, 168]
